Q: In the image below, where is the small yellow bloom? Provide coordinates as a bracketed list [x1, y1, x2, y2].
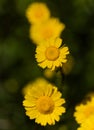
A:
[26, 2, 50, 24]
[23, 78, 65, 126]
[35, 38, 69, 70]
[77, 115, 94, 130]
[74, 96, 94, 124]
[44, 68, 55, 79]
[30, 18, 65, 44]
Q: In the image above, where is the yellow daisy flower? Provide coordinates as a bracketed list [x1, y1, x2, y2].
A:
[35, 38, 69, 71]
[26, 2, 50, 24]
[30, 18, 65, 44]
[74, 96, 94, 124]
[77, 115, 94, 130]
[23, 78, 66, 126]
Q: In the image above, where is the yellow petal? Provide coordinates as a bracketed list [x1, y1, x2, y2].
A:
[26, 109, 38, 119]
[45, 84, 53, 96]
[51, 91, 62, 101]
[54, 38, 62, 48]
[55, 99, 65, 106]
[23, 100, 36, 107]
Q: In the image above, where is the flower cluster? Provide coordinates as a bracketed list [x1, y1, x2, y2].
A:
[74, 95, 94, 130]
[23, 2, 71, 126]
[22, 1, 94, 129]
[26, 2, 65, 45]
[25, 2, 70, 70]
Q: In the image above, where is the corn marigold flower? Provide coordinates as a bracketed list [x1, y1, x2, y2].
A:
[35, 38, 69, 71]
[23, 78, 66, 126]
[74, 96, 94, 124]
[26, 2, 50, 24]
[30, 18, 65, 44]
[77, 115, 94, 130]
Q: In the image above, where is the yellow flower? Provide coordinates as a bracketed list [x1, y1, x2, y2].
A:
[44, 68, 55, 79]
[35, 38, 69, 71]
[30, 18, 65, 44]
[26, 2, 50, 24]
[23, 78, 66, 126]
[77, 115, 94, 130]
[74, 97, 94, 124]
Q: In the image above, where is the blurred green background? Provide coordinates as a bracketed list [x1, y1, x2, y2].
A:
[0, 0, 94, 130]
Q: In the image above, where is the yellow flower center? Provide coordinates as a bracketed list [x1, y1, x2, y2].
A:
[43, 28, 53, 39]
[45, 46, 60, 61]
[36, 96, 54, 114]
[35, 10, 43, 18]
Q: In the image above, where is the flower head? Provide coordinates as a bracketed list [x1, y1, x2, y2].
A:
[23, 78, 65, 126]
[30, 18, 65, 44]
[44, 68, 55, 79]
[26, 2, 50, 24]
[74, 96, 94, 124]
[35, 38, 69, 70]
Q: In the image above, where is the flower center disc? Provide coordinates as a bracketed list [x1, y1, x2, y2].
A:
[35, 10, 43, 18]
[36, 96, 54, 114]
[45, 46, 60, 61]
[43, 28, 53, 39]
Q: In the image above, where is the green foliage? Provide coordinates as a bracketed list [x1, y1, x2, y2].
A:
[0, 0, 6, 13]
[15, 0, 34, 15]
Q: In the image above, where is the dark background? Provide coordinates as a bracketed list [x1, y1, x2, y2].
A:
[0, 0, 94, 130]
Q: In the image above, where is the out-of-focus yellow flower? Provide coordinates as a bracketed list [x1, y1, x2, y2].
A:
[62, 55, 74, 75]
[77, 115, 94, 130]
[44, 68, 55, 79]
[22, 78, 48, 95]
[35, 38, 69, 71]
[30, 18, 65, 44]
[23, 78, 66, 126]
[74, 96, 94, 124]
[26, 2, 50, 24]
[22, 83, 32, 96]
